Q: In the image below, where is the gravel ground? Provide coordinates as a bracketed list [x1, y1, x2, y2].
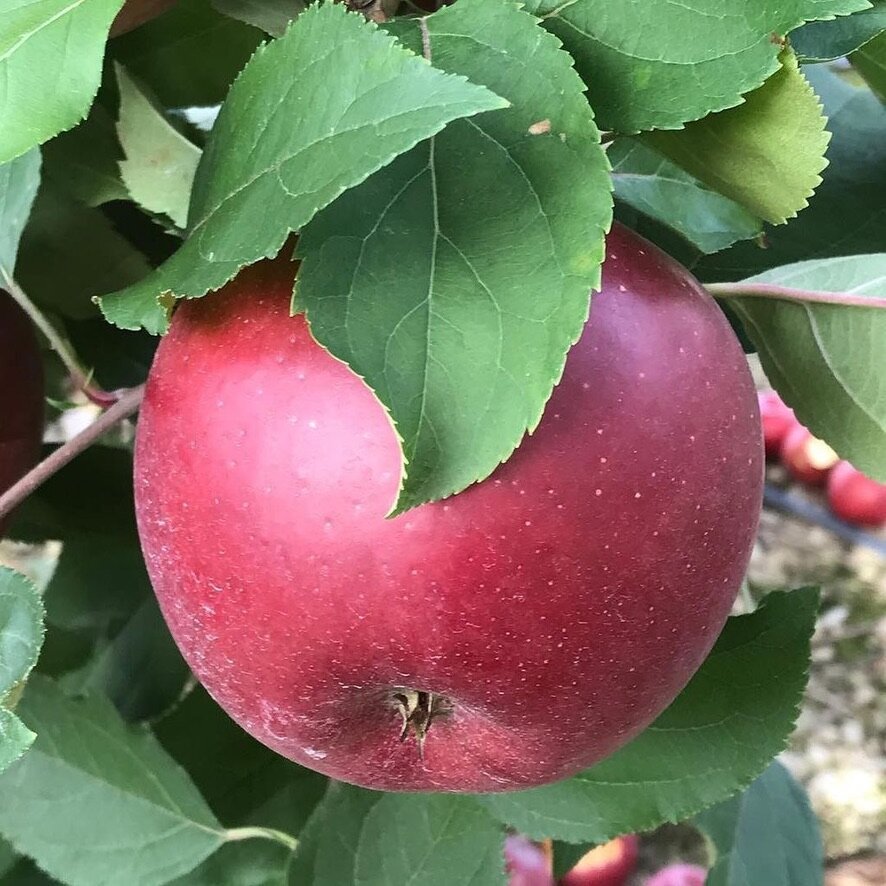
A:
[753, 468, 886, 862]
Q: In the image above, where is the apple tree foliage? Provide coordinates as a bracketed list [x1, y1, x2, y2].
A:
[0, 0, 884, 883]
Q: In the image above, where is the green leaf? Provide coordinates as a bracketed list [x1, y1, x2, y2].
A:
[62, 597, 188, 722]
[645, 50, 829, 225]
[524, 0, 868, 132]
[110, 0, 264, 108]
[288, 783, 382, 885]
[156, 687, 327, 833]
[115, 65, 201, 229]
[480, 588, 819, 843]
[41, 103, 128, 207]
[0, 0, 126, 163]
[100, 2, 508, 335]
[297, 0, 611, 511]
[16, 186, 152, 320]
[354, 794, 506, 885]
[0, 149, 41, 278]
[290, 784, 506, 886]
[853, 30, 886, 98]
[609, 139, 762, 254]
[0, 569, 44, 774]
[8, 446, 153, 634]
[721, 254, 886, 480]
[791, 2, 886, 61]
[0, 857, 57, 885]
[0, 677, 224, 886]
[0, 840, 15, 878]
[211, 0, 304, 37]
[696, 761, 823, 886]
[170, 840, 290, 886]
[696, 66, 886, 280]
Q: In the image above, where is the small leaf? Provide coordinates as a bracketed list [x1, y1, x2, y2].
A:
[523, 0, 868, 132]
[609, 139, 762, 254]
[0, 677, 224, 886]
[156, 687, 328, 835]
[696, 761, 823, 886]
[0, 0, 126, 163]
[211, 0, 304, 36]
[646, 50, 829, 225]
[169, 840, 291, 886]
[0, 149, 41, 278]
[696, 65, 886, 280]
[480, 588, 819, 843]
[16, 186, 152, 320]
[722, 254, 886, 480]
[290, 783, 505, 886]
[297, 0, 611, 511]
[41, 102, 128, 207]
[8, 446, 154, 635]
[115, 64, 202, 229]
[0, 569, 44, 774]
[62, 596, 188, 722]
[853, 30, 886, 99]
[288, 783, 381, 885]
[354, 794, 507, 885]
[110, 0, 264, 108]
[100, 2, 508, 334]
[791, 4, 886, 61]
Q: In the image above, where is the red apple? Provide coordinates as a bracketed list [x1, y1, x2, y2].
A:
[827, 461, 886, 527]
[506, 835, 553, 886]
[645, 863, 706, 886]
[757, 390, 795, 457]
[0, 293, 44, 534]
[134, 224, 763, 791]
[559, 835, 639, 886]
[780, 424, 839, 486]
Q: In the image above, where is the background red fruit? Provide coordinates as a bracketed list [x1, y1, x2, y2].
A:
[559, 835, 639, 886]
[645, 863, 707, 886]
[757, 390, 796, 457]
[827, 461, 886, 527]
[134, 225, 763, 791]
[0, 293, 44, 533]
[780, 424, 839, 486]
[110, 0, 178, 37]
[505, 835, 553, 886]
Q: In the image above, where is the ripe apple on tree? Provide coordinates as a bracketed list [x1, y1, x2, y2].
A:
[134, 224, 764, 792]
[0, 294, 44, 533]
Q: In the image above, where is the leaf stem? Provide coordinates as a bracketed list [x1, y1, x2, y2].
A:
[419, 16, 432, 62]
[705, 281, 886, 310]
[0, 385, 145, 524]
[1, 272, 119, 407]
[225, 826, 299, 853]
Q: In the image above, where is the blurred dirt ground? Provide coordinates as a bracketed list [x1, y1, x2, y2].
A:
[752, 464, 886, 878]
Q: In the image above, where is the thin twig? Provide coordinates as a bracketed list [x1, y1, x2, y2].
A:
[1, 271, 119, 407]
[0, 385, 145, 523]
[705, 281, 886, 310]
[225, 826, 299, 852]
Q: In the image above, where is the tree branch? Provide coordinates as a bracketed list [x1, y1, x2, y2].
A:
[0, 385, 145, 524]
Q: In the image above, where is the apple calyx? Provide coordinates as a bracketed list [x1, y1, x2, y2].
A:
[392, 689, 449, 753]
